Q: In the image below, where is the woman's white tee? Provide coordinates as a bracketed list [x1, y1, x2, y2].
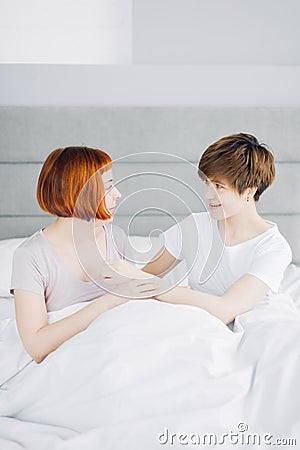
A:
[162, 212, 292, 297]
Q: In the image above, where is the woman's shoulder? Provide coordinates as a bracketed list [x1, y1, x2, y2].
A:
[13, 229, 46, 258]
[263, 220, 289, 245]
[255, 220, 292, 258]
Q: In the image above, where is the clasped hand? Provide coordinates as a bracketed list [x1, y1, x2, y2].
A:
[101, 259, 172, 299]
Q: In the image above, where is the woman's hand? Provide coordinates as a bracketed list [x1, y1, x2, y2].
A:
[106, 278, 154, 299]
[111, 277, 173, 299]
[101, 261, 173, 299]
[102, 259, 152, 284]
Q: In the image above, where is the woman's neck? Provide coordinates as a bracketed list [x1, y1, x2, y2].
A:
[44, 217, 106, 246]
[217, 209, 271, 246]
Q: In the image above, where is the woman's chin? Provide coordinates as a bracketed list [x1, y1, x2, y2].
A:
[208, 208, 226, 220]
[208, 208, 220, 217]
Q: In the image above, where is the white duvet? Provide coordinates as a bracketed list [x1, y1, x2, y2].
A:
[0, 290, 300, 450]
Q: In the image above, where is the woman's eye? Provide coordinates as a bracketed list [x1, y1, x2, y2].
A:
[215, 184, 223, 190]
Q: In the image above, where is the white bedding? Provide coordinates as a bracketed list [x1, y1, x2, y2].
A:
[0, 298, 14, 320]
[0, 280, 300, 449]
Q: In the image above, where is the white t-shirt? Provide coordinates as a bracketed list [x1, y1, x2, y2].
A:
[162, 212, 292, 297]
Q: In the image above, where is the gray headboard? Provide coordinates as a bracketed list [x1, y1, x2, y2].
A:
[0, 106, 299, 263]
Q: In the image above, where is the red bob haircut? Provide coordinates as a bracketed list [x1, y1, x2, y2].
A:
[37, 146, 113, 221]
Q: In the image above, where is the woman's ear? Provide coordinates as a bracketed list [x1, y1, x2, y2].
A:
[245, 186, 258, 201]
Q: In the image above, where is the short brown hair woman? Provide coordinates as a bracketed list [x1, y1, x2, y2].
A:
[134, 133, 292, 324]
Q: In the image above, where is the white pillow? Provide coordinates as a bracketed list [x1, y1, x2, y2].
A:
[0, 238, 27, 297]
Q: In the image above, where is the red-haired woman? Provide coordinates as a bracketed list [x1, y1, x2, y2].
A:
[10, 147, 135, 363]
[108, 133, 292, 325]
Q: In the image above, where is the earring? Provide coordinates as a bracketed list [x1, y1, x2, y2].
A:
[246, 196, 249, 202]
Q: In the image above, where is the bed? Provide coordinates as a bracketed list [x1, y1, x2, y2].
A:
[0, 234, 300, 450]
[1, 106, 300, 449]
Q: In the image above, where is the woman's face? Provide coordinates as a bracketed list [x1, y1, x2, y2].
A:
[203, 177, 248, 220]
[102, 169, 121, 218]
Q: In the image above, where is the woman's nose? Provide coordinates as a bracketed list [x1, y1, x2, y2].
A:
[114, 186, 121, 199]
[204, 183, 215, 200]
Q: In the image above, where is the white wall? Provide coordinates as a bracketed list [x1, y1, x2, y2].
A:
[0, 0, 299, 106]
[133, 0, 300, 65]
[0, 0, 132, 63]
[1, 0, 299, 66]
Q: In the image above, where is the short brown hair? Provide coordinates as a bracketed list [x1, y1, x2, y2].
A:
[198, 133, 275, 201]
[37, 146, 112, 220]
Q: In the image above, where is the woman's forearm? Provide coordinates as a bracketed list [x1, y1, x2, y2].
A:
[155, 286, 233, 324]
[30, 293, 127, 363]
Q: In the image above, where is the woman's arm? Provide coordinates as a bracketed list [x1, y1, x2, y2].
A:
[14, 289, 128, 363]
[154, 274, 270, 324]
[141, 247, 180, 277]
[99, 261, 270, 323]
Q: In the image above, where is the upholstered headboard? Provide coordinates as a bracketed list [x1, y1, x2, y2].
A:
[0, 106, 299, 263]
